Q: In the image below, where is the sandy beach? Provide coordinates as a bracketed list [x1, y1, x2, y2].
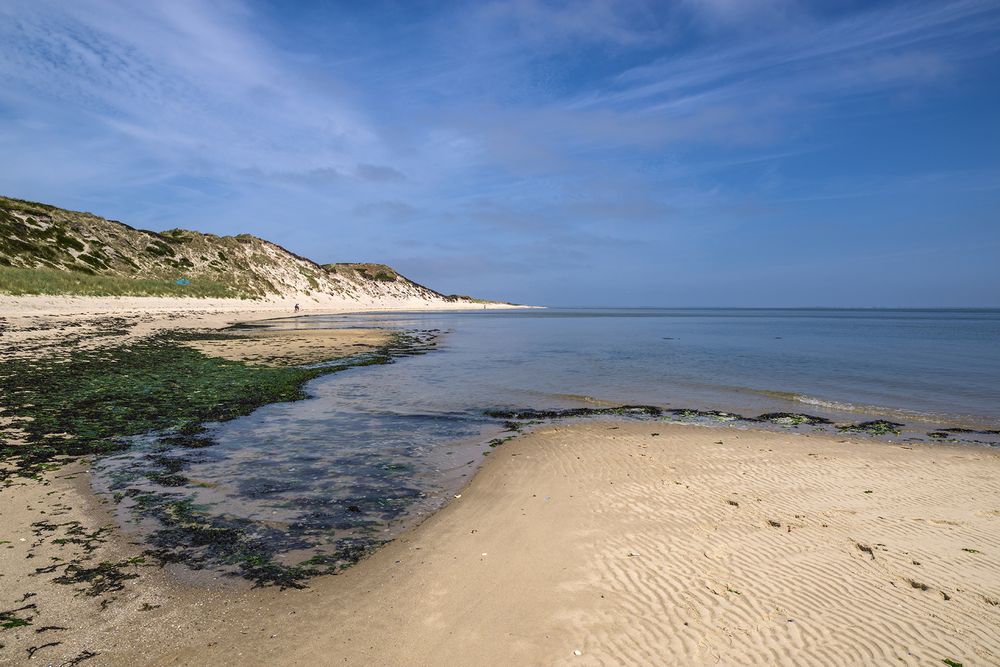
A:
[6, 423, 1000, 664]
[95, 422, 994, 667]
[2, 304, 999, 666]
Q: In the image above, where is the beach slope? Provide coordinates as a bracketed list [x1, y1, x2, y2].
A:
[133, 423, 1000, 666]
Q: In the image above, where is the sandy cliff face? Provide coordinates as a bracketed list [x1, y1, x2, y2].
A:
[0, 196, 501, 308]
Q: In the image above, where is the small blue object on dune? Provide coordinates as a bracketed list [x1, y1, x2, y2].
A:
[175, 279, 191, 285]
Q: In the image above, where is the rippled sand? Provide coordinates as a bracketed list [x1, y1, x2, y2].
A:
[95, 422, 1000, 666]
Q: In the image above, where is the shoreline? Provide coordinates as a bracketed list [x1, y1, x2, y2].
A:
[0, 298, 533, 664]
[100, 423, 1000, 665]
[4, 416, 999, 665]
[2, 304, 999, 665]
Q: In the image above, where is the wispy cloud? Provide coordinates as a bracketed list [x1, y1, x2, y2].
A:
[579, 0, 1000, 113]
[1, 0, 998, 305]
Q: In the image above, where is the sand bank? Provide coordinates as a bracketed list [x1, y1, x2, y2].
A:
[182, 326, 396, 366]
[84, 423, 1000, 666]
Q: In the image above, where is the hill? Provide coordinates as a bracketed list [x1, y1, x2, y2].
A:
[0, 196, 498, 307]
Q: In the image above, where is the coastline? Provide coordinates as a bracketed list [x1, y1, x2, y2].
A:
[2, 303, 998, 665]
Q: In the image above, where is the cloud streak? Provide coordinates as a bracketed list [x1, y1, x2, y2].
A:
[0, 0, 998, 305]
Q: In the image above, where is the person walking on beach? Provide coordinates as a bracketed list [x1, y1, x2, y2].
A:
[294, 303, 300, 313]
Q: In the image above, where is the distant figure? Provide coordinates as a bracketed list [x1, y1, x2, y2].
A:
[294, 303, 300, 313]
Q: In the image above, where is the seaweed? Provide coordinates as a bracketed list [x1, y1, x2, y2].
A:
[484, 405, 663, 420]
[756, 412, 832, 426]
[25, 641, 61, 658]
[0, 326, 438, 586]
[838, 420, 904, 436]
[0, 332, 335, 482]
[51, 557, 146, 596]
[668, 408, 744, 422]
[136, 494, 386, 588]
[0, 604, 36, 630]
[488, 436, 515, 448]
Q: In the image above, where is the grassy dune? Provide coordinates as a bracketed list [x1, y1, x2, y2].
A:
[0, 265, 240, 298]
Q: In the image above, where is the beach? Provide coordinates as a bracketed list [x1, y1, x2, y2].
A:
[2, 304, 999, 666]
[5, 422, 999, 665]
[139, 424, 1000, 666]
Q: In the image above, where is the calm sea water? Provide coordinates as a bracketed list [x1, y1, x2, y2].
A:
[301, 307, 1000, 426]
[94, 308, 1000, 577]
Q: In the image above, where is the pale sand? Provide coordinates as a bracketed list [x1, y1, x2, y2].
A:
[83, 423, 999, 666]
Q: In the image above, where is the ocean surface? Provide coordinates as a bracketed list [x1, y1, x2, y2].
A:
[93, 308, 1000, 578]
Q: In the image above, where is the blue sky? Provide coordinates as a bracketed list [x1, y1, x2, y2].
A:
[1, 0, 998, 306]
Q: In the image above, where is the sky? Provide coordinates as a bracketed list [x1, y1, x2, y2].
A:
[1, 0, 998, 307]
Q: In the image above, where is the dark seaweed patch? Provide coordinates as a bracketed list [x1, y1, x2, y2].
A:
[668, 409, 744, 422]
[51, 558, 145, 597]
[0, 332, 357, 482]
[839, 420, 904, 436]
[756, 412, 833, 426]
[135, 494, 387, 588]
[484, 405, 663, 420]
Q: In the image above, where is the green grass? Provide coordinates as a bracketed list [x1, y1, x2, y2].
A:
[0, 265, 243, 298]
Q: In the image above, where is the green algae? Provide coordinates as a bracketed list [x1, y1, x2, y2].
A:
[132, 493, 386, 588]
[756, 412, 832, 426]
[0, 611, 32, 630]
[0, 333, 330, 482]
[838, 420, 904, 436]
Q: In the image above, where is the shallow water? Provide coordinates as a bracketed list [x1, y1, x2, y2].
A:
[300, 307, 1000, 426]
[93, 308, 1000, 580]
